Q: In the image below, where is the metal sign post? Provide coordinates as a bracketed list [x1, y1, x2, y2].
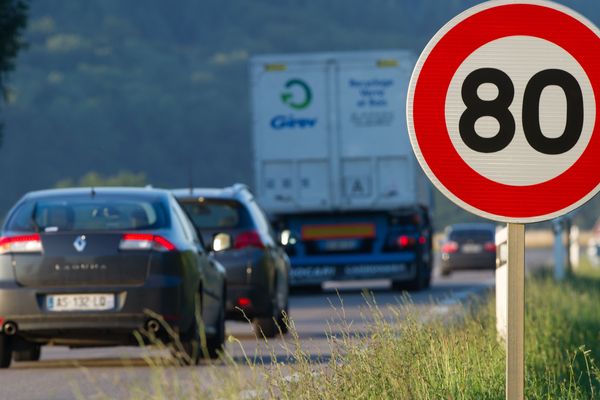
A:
[507, 224, 525, 400]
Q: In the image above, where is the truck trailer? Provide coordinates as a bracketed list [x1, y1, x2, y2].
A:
[250, 50, 432, 290]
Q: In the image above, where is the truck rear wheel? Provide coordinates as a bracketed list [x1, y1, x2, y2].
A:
[394, 262, 431, 292]
[290, 284, 322, 295]
[13, 344, 41, 362]
[0, 335, 13, 368]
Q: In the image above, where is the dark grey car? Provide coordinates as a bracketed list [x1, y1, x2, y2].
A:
[174, 184, 290, 338]
[0, 188, 227, 368]
[440, 223, 496, 275]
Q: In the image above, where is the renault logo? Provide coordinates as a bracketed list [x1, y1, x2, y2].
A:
[73, 235, 87, 252]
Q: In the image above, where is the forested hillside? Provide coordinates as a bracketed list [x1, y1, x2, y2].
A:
[2, 0, 600, 228]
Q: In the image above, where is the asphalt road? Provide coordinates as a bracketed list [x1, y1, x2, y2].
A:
[0, 248, 553, 399]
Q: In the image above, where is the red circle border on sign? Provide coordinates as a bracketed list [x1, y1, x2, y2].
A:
[411, 1, 600, 221]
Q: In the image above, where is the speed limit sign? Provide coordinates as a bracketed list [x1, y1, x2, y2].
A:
[407, 0, 600, 223]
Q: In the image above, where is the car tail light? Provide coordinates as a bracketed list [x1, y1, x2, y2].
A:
[418, 236, 426, 245]
[0, 234, 43, 254]
[441, 241, 459, 254]
[119, 233, 176, 252]
[237, 297, 252, 308]
[484, 242, 496, 252]
[234, 230, 265, 250]
[396, 235, 416, 248]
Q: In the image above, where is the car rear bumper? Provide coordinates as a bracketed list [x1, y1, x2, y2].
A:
[289, 262, 417, 285]
[225, 284, 271, 320]
[441, 253, 496, 270]
[213, 249, 274, 319]
[0, 281, 189, 344]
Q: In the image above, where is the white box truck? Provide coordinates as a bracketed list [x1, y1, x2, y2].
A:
[250, 50, 432, 290]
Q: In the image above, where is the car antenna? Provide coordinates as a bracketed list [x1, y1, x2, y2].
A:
[188, 159, 194, 195]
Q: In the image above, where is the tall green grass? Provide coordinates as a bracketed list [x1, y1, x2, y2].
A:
[82, 260, 600, 399]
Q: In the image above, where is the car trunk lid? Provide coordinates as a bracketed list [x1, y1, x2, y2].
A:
[13, 232, 150, 287]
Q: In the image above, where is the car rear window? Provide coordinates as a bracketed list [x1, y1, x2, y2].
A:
[5, 196, 169, 232]
[449, 229, 494, 241]
[179, 199, 253, 230]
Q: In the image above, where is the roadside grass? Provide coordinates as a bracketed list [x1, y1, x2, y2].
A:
[79, 259, 600, 399]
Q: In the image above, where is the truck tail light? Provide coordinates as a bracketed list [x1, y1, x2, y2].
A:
[0, 234, 43, 254]
[441, 241, 459, 254]
[119, 233, 176, 252]
[234, 230, 265, 250]
[484, 242, 496, 252]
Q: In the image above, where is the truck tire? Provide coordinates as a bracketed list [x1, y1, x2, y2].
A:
[290, 284, 322, 295]
[0, 335, 13, 368]
[13, 345, 41, 362]
[394, 262, 431, 292]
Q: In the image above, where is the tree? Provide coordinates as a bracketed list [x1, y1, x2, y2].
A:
[0, 0, 27, 144]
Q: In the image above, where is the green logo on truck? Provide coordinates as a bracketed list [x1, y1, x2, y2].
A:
[280, 79, 312, 110]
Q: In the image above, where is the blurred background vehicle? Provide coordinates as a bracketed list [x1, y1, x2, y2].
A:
[0, 187, 226, 368]
[440, 223, 497, 276]
[174, 184, 290, 338]
[250, 50, 433, 292]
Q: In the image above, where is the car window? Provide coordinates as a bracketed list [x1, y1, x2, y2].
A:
[171, 198, 204, 249]
[449, 229, 494, 241]
[5, 196, 169, 232]
[248, 200, 275, 237]
[179, 199, 253, 230]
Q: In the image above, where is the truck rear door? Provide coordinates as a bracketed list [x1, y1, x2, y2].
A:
[251, 58, 334, 212]
[336, 53, 416, 210]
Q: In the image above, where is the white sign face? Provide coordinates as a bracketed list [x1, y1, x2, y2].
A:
[446, 36, 596, 186]
[407, 0, 600, 223]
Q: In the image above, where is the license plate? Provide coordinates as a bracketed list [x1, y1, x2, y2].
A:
[46, 294, 115, 312]
[344, 264, 407, 276]
[290, 266, 336, 279]
[321, 239, 360, 252]
[462, 244, 483, 253]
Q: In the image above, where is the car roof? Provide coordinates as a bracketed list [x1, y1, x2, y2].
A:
[22, 187, 172, 201]
[172, 184, 252, 202]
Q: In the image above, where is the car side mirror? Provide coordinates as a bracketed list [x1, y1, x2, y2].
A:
[212, 233, 232, 252]
[279, 229, 297, 247]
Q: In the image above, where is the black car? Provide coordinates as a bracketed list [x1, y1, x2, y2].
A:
[0, 187, 227, 368]
[440, 223, 496, 275]
[174, 184, 290, 338]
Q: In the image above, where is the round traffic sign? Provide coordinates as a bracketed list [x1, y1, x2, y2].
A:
[407, 0, 600, 223]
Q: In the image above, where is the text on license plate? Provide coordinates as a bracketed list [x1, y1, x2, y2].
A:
[462, 244, 483, 253]
[46, 294, 115, 311]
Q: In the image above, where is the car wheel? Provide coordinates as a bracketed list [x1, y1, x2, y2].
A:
[254, 274, 288, 338]
[205, 295, 225, 359]
[0, 335, 13, 368]
[177, 312, 201, 366]
[276, 301, 289, 335]
[253, 314, 277, 338]
[441, 267, 451, 276]
[13, 344, 41, 362]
